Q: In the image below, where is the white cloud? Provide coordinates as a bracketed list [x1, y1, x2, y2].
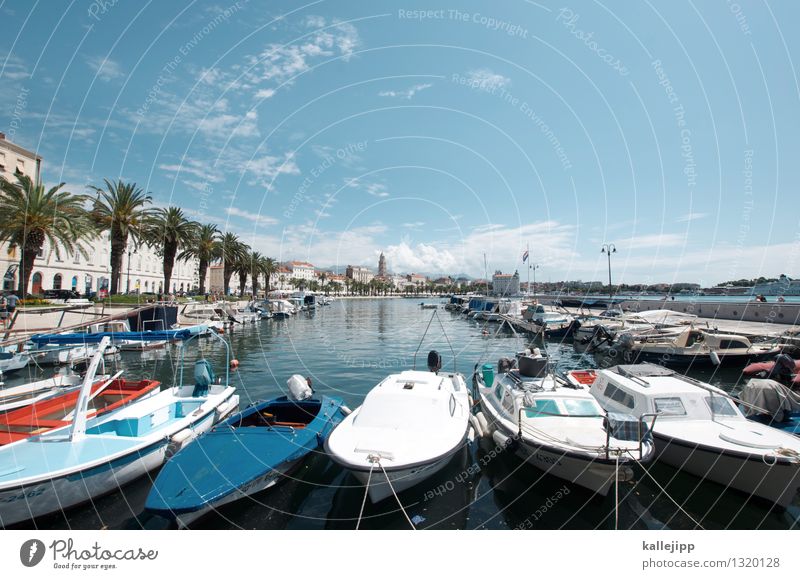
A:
[254, 88, 276, 99]
[226, 206, 278, 226]
[378, 83, 432, 100]
[465, 68, 510, 92]
[87, 56, 124, 81]
[344, 179, 389, 198]
[676, 212, 708, 223]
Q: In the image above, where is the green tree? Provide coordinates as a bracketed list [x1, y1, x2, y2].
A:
[178, 223, 218, 295]
[145, 206, 198, 295]
[0, 175, 94, 296]
[215, 232, 248, 295]
[90, 179, 153, 294]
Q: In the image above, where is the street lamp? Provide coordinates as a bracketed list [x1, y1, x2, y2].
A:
[601, 243, 617, 296]
[126, 246, 138, 294]
[531, 264, 540, 299]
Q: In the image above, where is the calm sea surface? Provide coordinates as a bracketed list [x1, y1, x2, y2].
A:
[7, 298, 799, 530]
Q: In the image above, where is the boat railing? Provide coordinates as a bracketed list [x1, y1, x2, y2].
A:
[413, 309, 457, 373]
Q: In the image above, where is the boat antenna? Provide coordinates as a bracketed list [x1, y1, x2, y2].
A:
[413, 309, 457, 372]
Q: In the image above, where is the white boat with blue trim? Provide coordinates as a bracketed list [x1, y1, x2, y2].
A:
[0, 335, 239, 527]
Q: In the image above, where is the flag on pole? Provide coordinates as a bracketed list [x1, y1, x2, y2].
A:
[522, 250, 529, 263]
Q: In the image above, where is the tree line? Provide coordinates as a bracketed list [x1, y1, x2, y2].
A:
[0, 176, 278, 297]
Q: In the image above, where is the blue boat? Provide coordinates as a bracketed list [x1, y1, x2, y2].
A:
[145, 390, 348, 527]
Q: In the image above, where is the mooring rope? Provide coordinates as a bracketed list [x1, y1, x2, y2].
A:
[615, 454, 619, 530]
[355, 462, 375, 530]
[376, 459, 417, 530]
[625, 450, 705, 529]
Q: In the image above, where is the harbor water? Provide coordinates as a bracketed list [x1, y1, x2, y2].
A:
[6, 298, 799, 530]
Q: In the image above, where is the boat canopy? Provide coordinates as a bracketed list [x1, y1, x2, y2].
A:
[740, 379, 800, 422]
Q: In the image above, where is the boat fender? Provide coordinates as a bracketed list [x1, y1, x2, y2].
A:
[469, 414, 484, 439]
[492, 430, 510, 449]
[167, 428, 197, 457]
[287, 374, 313, 401]
[340, 405, 353, 415]
[710, 351, 721, 366]
[467, 426, 476, 443]
[476, 412, 490, 437]
[215, 398, 239, 421]
[230, 359, 240, 370]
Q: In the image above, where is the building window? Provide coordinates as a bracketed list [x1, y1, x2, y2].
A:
[15, 159, 25, 175]
[53, 273, 62, 290]
[36, 246, 44, 259]
[73, 252, 80, 264]
[71, 276, 78, 290]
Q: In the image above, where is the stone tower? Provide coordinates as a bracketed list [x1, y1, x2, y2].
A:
[378, 252, 387, 277]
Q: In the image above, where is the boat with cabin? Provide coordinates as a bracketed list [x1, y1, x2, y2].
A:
[474, 350, 654, 495]
[584, 364, 800, 508]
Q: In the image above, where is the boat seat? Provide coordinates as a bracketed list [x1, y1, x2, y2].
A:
[99, 390, 134, 397]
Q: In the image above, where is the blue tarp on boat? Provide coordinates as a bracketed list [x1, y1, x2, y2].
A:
[29, 329, 195, 345]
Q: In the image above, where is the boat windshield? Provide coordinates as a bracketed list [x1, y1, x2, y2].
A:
[704, 396, 738, 416]
[524, 398, 601, 418]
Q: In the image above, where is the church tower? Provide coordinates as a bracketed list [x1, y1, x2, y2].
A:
[378, 252, 387, 277]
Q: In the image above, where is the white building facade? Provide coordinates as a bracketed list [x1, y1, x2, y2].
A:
[492, 270, 521, 296]
[0, 133, 201, 296]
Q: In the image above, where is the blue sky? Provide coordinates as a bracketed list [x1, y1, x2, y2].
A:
[1, 0, 799, 285]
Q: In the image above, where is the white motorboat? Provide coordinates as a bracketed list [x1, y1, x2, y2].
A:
[325, 351, 470, 503]
[587, 364, 800, 508]
[588, 326, 780, 368]
[0, 350, 30, 377]
[0, 335, 239, 527]
[175, 302, 225, 332]
[474, 351, 654, 495]
[523, 304, 576, 337]
[573, 309, 696, 352]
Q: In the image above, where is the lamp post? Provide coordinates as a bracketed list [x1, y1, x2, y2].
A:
[601, 243, 616, 296]
[126, 246, 137, 294]
[531, 264, 540, 299]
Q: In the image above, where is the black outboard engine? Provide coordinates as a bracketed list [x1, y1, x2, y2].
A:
[427, 350, 442, 373]
[497, 357, 516, 374]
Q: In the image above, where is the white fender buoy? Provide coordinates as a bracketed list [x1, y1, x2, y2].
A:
[710, 351, 721, 366]
[492, 430, 510, 449]
[469, 414, 484, 439]
[476, 411, 490, 437]
[215, 398, 239, 421]
[167, 428, 197, 457]
[341, 405, 353, 415]
[467, 426, 476, 443]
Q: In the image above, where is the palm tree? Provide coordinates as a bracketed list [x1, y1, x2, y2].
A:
[90, 179, 153, 294]
[261, 257, 278, 296]
[215, 232, 248, 295]
[145, 206, 198, 295]
[234, 251, 249, 297]
[178, 223, 218, 295]
[0, 175, 94, 296]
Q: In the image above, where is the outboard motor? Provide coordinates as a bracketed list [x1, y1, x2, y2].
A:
[497, 357, 516, 374]
[427, 350, 443, 373]
[193, 359, 215, 397]
[287, 374, 314, 401]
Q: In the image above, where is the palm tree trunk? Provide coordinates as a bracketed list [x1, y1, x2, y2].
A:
[265, 273, 271, 295]
[238, 270, 247, 296]
[223, 261, 233, 295]
[18, 242, 39, 297]
[163, 241, 177, 295]
[109, 228, 127, 295]
[198, 258, 208, 294]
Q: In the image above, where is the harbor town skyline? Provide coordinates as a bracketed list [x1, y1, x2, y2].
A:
[1, 2, 798, 287]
